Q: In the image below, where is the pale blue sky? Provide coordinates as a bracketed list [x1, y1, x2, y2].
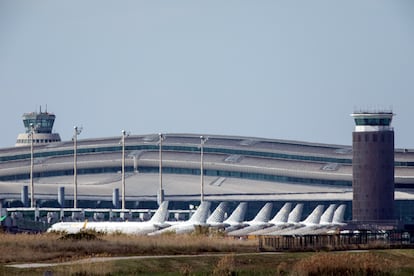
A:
[1, 1, 413, 148]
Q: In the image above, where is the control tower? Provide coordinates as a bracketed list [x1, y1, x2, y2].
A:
[351, 111, 395, 222]
[15, 108, 61, 146]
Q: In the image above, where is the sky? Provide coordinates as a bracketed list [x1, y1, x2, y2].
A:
[1, 1, 413, 149]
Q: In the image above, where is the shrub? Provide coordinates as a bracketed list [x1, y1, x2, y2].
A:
[192, 225, 210, 236]
[179, 264, 194, 275]
[58, 230, 101, 241]
[213, 254, 236, 276]
[291, 252, 395, 275]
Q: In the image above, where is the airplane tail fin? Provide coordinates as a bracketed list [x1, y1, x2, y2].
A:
[332, 204, 347, 224]
[188, 201, 212, 224]
[287, 203, 303, 223]
[207, 202, 228, 224]
[251, 202, 273, 223]
[149, 201, 169, 223]
[303, 205, 324, 225]
[82, 219, 88, 230]
[224, 202, 247, 224]
[270, 203, 292, 224]
[320, 204, 337, 224]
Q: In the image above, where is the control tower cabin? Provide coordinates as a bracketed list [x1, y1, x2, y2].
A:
[15, 108, 61, 146]
[351, 111, 395, 222]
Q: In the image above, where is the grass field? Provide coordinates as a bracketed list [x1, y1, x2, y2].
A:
[1, 232, 414, 275]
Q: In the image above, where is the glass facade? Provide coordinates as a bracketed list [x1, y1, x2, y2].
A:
[16, 138, 60, 144]
[0, 144, 353, 164]
[22, 113, 55, 134]
[2, 135, 414, 225]
[2, 143, 414, 166]
[0, 164, 351, 187]
[354, 118, 392, 126]
[0, 142, 413, 186]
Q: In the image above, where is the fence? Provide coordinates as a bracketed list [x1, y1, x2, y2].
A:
[258, 230, 414, 251]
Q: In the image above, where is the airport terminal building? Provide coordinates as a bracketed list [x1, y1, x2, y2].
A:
[1, 110, 414, 225]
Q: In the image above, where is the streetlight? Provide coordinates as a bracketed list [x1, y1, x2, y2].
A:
[73, 126, 82, 209]
[200, 136, 208, 202]
[158, 133, 166, 206]
[29, 123, 35, 208]
[121, 130, 129, 210]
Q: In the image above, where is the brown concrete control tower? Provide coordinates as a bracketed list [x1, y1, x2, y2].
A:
[351, 111, 395, 222]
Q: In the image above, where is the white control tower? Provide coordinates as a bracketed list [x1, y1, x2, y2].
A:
[15, 107, 61, 146]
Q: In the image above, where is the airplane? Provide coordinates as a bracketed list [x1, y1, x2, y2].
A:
[332, 204, 347, 225]
[210, 202, 248, 231]
[47, 218, 89, 234]
[124, 201, 226, 235]
[248, 203, 304, 235]
[322, 204, 348, 234]
[290, 204, 348, 235]
[205, 202, 229, 227]
[85, 201, 171, 235]
[281, 204, 337, 236]
[227, 202, 291, 236]
[227, 202, 273, 235]
[47, 201, 170, 235]
[148, 201, 212, 235]
[320, 204, 337, 224]
[266, 204, 325, 235]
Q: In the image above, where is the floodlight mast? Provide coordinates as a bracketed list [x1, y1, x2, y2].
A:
[158, 133, 166, 205]
[73, 126, 82, 209]
[29, 123, 35, 208]
[121, 130, 129, 210]
[200, 136, 208, 202]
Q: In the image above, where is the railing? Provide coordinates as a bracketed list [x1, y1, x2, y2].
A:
[258, 230, 414, 252]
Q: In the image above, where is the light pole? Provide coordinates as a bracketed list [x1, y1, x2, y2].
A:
[73, 126, 82, 209]
[29, 123, 35, 208]
[200, 136, 208, 202]
[121, 130, 129, 210]
[158, 133, 165, 206]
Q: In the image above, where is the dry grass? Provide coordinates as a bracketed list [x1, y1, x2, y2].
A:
[2, 232, 414, 275]
[291, 251, 400, 275]
[55, 261, 115, 276]
[212, 254, 236, 275]
[73, 250, 414, 275]
[0, 232, 257, 264]
[2, 247, 414, 275]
